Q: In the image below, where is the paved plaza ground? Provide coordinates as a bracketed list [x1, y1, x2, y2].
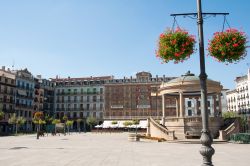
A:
[0, 132, 249, 166]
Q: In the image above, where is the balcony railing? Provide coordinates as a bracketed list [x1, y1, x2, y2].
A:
[55, 99, 104, 103]
[56, 91, 103, 95]
[15, 104, 33, 109]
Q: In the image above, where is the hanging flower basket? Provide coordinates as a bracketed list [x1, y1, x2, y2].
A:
[208, 28, 248, 63]
[156, 28, 196, 63]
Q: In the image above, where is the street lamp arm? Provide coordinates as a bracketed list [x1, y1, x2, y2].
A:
[170, 12, 229, 17]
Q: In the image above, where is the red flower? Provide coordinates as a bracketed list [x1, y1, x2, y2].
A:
[233, 43, 239, 47]
[208, 28, 247, 63]
[156, 28, 196, 64]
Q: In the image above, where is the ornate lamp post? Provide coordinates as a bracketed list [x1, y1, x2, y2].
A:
[169, 0, 229, 165]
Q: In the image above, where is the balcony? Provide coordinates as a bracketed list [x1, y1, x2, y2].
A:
[0, 90, 15, 95]
[2, 108, 15, 113]
[15, 104, 33, 109]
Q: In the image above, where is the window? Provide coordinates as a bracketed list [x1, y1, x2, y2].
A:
[188, 101, 192, 107]
[93, 104, 96, 110]
[87, 104, 90, 110]
[93, 88, 96, 94]
[93, 96, 97, 102]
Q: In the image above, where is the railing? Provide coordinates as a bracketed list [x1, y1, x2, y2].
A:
[104, 116, 160, 120]
[55, 99, 104, 103]
[2, 108, 15, 113]
[148, 117, 175, 140]
[219, 118, 240, 140]
[0, 90, 15, 95]
[15, 104, 33, 109]
[56, 92, 103, 95]
[2, 99, 15, 104]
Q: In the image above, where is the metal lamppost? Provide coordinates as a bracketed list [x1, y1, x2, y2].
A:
[170, 0, 229, 165]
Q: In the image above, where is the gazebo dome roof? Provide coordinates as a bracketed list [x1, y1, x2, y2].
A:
[167, 71, 215, 84]
[159, 71, 222, 95]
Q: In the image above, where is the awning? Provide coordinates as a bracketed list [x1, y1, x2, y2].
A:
[18, 90, 27, 96]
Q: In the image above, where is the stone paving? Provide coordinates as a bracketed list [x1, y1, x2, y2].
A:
[0, 132, 249, 166]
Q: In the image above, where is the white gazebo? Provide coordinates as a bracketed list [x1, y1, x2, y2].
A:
[158, 71, 223, 139]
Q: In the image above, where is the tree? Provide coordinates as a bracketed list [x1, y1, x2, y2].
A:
[33, 112, 46, 139]
[76, 118, 83, 133]
[52, 119, 61, 134]
[62, 115, 68, 135]
[86, 116, 97, 131]
[17, 117, 26, 133]
[222, 111, 237, 119]
[133, 119, 140, 134]
[66, 120, 73, 134]
[8, 114, 26, 135]
[111, 121, 118, 125]
[0, 111, 4, 121]
[44, 115, 54, 133]
[45, 115, 53, 125]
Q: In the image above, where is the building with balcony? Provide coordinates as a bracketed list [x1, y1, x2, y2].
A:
[226, 69, 250, 115]
[0, 66, 16, 133]
[104, 72, 176, 120]
[52, 76, 113, 129]
[34, 75, 55, 116]
[14, 68, 35, 131]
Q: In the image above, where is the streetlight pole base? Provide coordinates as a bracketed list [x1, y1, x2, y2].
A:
[200, 130, 215, 166]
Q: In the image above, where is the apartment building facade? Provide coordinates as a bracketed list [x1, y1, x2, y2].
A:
[34, 76, 55, 116]
[226, 69, 250, 115]
[14, 69, 35, 131]
[104, 72, 176, 120]
[0, 67, 16, 133]
[52, 76, 113, 125]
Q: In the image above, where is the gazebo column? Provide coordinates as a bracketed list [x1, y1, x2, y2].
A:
[179, 92, 184, 117]
[217, 93, 222, 116]
[213, 95, 217, 116]
[162, 94, 165, 125]
[195, 97, 199, 115]
[175, 97, 179, 117]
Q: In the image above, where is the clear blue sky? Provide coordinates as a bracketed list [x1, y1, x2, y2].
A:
[0, 0, 249, 89]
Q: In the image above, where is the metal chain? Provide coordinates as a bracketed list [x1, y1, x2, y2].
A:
[222, 15, 231, 32]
